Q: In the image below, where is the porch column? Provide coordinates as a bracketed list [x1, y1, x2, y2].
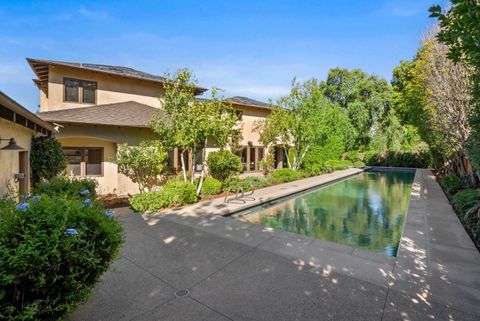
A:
[246, 147, 251, 172]
[277, 146, 283, 169]
[173, 147, 179, 170]
[255, 147, 259, 171]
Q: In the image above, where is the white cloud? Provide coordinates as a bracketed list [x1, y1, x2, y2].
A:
[78, 7, 109, 20]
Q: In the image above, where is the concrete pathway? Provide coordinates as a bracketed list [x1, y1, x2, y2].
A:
[68, 169, 480, 321]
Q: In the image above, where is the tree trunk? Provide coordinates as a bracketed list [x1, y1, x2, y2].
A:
[180, 150, 187, 182]
[196, 139, 208, 196]
[191, 144, 196, 184]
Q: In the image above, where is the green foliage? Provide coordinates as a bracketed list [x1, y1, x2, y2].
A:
[150, 69, 240, 184]
[267, 168, 302, 184]
[30, 136, 67, 184]
[221, 176, 269, 193]
[130, 180, 197, 212]
[353, 161, 366, 167]
[364, 150, 431, 168]
[114, 140, 168, 192]
[240, 176, 269, 191]
[441, 174, 464, 195]
[322, 68, 393, 150]
[206, 150, 243, 181]
[32, 176, 97, 199]
[0, 195, 123, 320]
[199, 177, 222, 196]
[325, 160, 353, 170]
[302, 163, 333, 177]
[256, 78, 354, 170]
[344, 151, 362, 163]
[454, 189, 480, 211]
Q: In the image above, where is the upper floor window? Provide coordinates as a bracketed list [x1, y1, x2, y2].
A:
[64, 78, 97, 104]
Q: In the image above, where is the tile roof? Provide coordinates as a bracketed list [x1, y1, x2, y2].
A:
[36, 101, 162, 128]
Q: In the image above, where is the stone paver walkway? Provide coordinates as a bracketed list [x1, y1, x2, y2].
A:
[68, 169, 480, 321]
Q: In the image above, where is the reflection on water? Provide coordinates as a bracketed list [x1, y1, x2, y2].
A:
[244, 171, 414, 256]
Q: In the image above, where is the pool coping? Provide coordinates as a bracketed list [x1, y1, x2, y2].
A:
[149, 167, 480, 315]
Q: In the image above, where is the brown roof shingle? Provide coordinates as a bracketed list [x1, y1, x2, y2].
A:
[37, 101, 161, 128]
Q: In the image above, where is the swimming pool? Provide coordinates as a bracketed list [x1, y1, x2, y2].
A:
[235, 169, 415, 256]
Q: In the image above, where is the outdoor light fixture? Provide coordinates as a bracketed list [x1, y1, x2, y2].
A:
[0, 138, 25, 151]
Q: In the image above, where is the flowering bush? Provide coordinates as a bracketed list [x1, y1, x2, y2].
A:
[0, 194, 123, 320]
[32, 176, 97, 200]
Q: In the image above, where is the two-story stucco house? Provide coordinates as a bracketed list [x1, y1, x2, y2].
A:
[29, 58, 285, 195]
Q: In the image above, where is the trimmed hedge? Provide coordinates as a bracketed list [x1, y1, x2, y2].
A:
[130, 180, 197, 212]
[0, 194, 122, 320]
[364, 150, 431, 168]
[267, 168, 302, 184]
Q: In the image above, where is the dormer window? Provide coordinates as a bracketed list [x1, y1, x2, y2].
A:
[64, 78, 97, 104]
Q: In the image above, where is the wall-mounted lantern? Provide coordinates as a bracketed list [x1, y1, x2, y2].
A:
[0, 138, 25, 151]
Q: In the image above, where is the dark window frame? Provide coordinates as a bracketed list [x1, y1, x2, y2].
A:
[63, 77, 97, 104]
[63, 147, 104, 177]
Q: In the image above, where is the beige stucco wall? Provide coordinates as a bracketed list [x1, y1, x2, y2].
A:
[0, 118, 33, 197]
[56, 125, 161, 195]
[234, 105, 270, 146]
[41, 65, 165, 112]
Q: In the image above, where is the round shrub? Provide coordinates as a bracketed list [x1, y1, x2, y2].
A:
[32, 176, 97, 199]
[130, 191, 166, 212]
[130, 180, 197, 212]
[0, 195, 123, 321]
[206, 150, 243, 181]
[200, 178, 222, 196]
[353, 161, 366, 167]
[441, 174, 463, 195]
[240, 176, 269, 191]
[30, 136, 67, 184]
[222, 176, 243, 193]
[267, 168, 302, 184]
[325, 160, 353, 171]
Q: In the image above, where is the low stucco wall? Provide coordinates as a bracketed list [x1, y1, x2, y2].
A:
[0, 118, 33, 196]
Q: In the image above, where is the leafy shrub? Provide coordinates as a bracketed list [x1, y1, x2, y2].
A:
[0, 195, 123, 320]
[130, 191, 166, 212]
[364, 150, 431, 168]
[221, 176, 269, 192]
[302, 163, 334, 177]
[199, 177, 222, 196]
[441, 174, 463, 195]
[267, 168, 302, 184]
[114, 140, 168, 192]
[206, 150, 243, 181]
[30, 136, 67, 184]
[130, 180, 197, 212]
[344, 151, 362, 163]
[325, 160, 353, 170]
[240, 176, 269, 191]
[32, 176, 97, 199]
[353, 161, 366, 167]
[454, 189, 480, 211]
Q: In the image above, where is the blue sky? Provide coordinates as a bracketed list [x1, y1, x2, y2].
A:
[0, 0, 445, 112]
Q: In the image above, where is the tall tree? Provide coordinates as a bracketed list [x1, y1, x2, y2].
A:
[151, 69, 240, 194]
[321, 68, 393, 150]
[430, 1, 480, 171]
[391, 29, 474, 175]
[256, 78, 354, 170]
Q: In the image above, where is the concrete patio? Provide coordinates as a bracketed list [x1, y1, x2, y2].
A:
[68, 169, 480, 321]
